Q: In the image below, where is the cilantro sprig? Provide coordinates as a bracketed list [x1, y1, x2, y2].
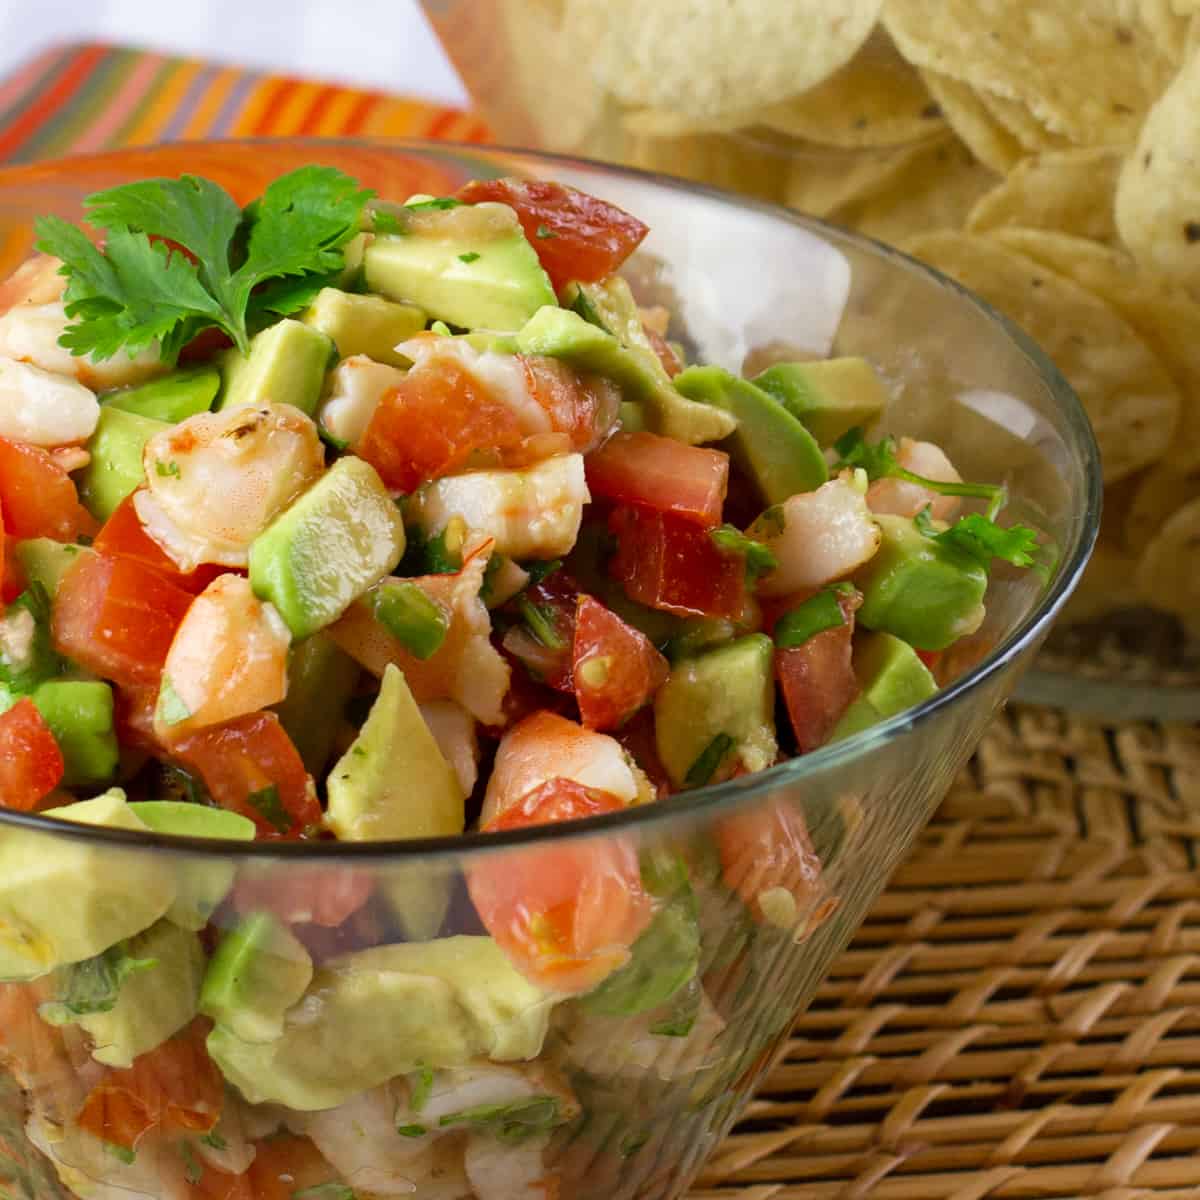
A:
[35, 166, 374, 363]
[914, 507, 1039, 570]
[832, 427, 1009, 519]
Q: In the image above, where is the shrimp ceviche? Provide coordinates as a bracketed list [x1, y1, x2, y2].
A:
[0, 167, 1038, 1199]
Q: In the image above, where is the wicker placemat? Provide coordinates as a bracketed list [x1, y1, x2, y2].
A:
[691, 705, 1200, 1199]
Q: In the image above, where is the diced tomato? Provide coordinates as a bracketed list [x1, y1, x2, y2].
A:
[231, 866, 373, 928]
[586, 432, 728, 528]
[93, 494, 223, 594]
[0, 699, 64, 811]
[573, 594, 669, 731]
[357, 352, 617, 493]
[644, 326, 682, 377]
[490, 647, 578, 734]
[456, 178, 649, 291]
[608, 505, 746, 619]
[501, 571, 580, 693]
[468, 777, 653, 994]
[715, 800, 829, 930]
[612, 706, 672, 800]
[242, 1136, 340, 1200]
[916, 648, 942, 674]
[76, 1019, 224, 1151]
[169, 712, 320, 839]
[112, 684, 161, 754]
[52, 552, 192, 688]
[775, 589, 862, 755]
[0, 436, 96, 543]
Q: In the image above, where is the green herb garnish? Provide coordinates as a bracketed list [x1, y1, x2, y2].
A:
[155, 674, 191, 727]
[438, 1097, 563, 1145]
[685, 733, 735, 789]
[535, 224, 557, 240]
[396, 1124, 426, 1138]
[710, 524, 777, 580]
[155, 460, 181, 478]
[199, 1131, 227, 1151]
[35, 166, 373, 363]
[516, 596, 566, 651]
[369, 582, 448, 660]
[409, 1063, 434, 1113]
[292, 1186, 355, 1200]
[774, 588, 850, 649]
[522, 559, 562, 587]
[457, 251, 481, 263]
[104, 1143, 136, 1165]
[0, 582, 60, 693]
[39, 942, 158, 1025]
[247, 784, 290, 834]
[913, 506, 1039, 570]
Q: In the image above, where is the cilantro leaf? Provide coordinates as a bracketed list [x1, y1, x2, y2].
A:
[914, 507, 1039, 570]
[774, 587, 851, 649]
[39, 942, 158, 1025]
[832, 427, 1008, 516]
[437, 1096, 563, 1145]
[247, 784, 291, 834]
[0, 581, 61, 693]
[710, 524, 777, 581]
[37, 166, 373, 363]
[685, 733, 734, 789]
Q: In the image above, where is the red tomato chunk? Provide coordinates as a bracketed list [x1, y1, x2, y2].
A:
[0, 698, 64, 810]
[0, 435, 96, 543]
[573, 594, 669, 731]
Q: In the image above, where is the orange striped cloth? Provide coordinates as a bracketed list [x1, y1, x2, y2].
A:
[0, 42, 492, 162]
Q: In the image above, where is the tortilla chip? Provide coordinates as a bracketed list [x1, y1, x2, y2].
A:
[987, 228, 1200, 471]
[883, 0, 1177, 146]
[1062, 541, 1143, 624]
[904, 231, 1181, 483]
[976, 90, 1073, 155]
[784, 140, 923, 219]
[966, 148, 1122, 242]
[834, 134, 998, 245]
[1136, 496, 1200, 617]
[1114, 49, 1200, 286]
[1125, 465, 1200, 553]
[567, 0, 883, 120]
[918, 70, 1024, 173]
[624, 128, 789, 205]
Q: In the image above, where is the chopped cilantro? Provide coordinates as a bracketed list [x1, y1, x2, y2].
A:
[155, 674, 191, 727]
[773, 588, 850, 649]
[710, 524, 778, 580]
[247, 784, 290, 834]
[685, 733, 735, 789]
[479, 553, 505, 604]
[396, 1124, 427, 1138]
[437, 1096, 562, 1145]
[516, 596, 565, 651]
[535, 223, 557, 240]
[104, 1143, 136, 1165]
[457, 251, 481, 263]
[38, 942, 158, 1025]
[568, 286, 612, 333]
[649, 977, 701, 1037]
[0, 581, 60, 693]
[755, 504, 786, 536]
[369, 582, 448, 660]
[409, 1063, 434, 1113]
[292, 1186, 355, 1200]
[180, 1143, 202, 1186]
[405, 197, 462, 212]
[35, 166, 373, 362]
[199, 1131, 227, 1151]
[522, 558, 562, 587]
[371, 208, 403, 235]
[914, 506, 1040, 571]
[155, 460, 181, 478]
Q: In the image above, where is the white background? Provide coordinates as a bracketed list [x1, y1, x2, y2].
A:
[0, 0, 468, 105]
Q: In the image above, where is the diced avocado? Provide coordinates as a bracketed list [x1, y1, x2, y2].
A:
[248, 456, 406, 640]
[301, 287, 425, 367]
[199, 912, 313, 1044]
[217, 318, 335, 417]
[77, 407, 169, 522]
[674, 365, 827, 502]
[753, 358, 888, 446]
[102, 365, 221, 424]
[582, 854, 699, 1017]
[14, 539, 93, 597]
[363, 202, 555, 331]
[654, 635, 777, 790]
[326, 663, 463, 940]
[273, 633, 360, 775]
[127, 802, 256, 930]
[64, 921, 205, 1069]
[0, 790, 175, 981]
[206, 937, 554, 1110]
[856, 515, 987, 651]
[31, 680, 118, 787]
[543, 291, 737, 446]
[829, 631, 939, 741]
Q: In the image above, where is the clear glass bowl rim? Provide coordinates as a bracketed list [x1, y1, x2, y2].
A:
[0, 136, 1103, 861]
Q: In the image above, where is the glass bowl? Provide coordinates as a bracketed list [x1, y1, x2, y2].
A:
[0, 140, 1098, 1200]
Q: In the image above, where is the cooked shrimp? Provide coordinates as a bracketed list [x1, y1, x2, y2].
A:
[751, 472, 881, 597]
[482, 710, 640, 826]
[0, 356, 98, 445]
[419, 701, 480, 797]
[155, 574, 291, 741]
[134, 402, 325, 571]
[866, 437, 963, 521]
[465, 1134, 559, 1200]
[407, 454, 590, 561]
[330, 540, 510, 726]
[399, 1061, 579, 1130]
[193, 1089, 258, 1176]
[320, 355, 407, 450]
[0, 253, 65, 310]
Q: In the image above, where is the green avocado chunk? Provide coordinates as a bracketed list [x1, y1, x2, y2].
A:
[77, 407, 169, 522]
[557, 280, 738, 445]
[753, 358, 888, 446]
[102, 365, 220, 424]
[206, 937, 555, 1110]
[856, 515, 988, 651]
[301, 287, 426, 367]
[31, 680, 118, 787]
[217, 318, 335, 417]
[0, 790, 175, 981]
[249, 456, 406, 640]
[363, 202, 556, 331]
[127, 802, 256, 930]
[830, 631, 939, 741]
[273, 632, 360, 776]
[654, 634, 777, 790]
[50, 920, 206, 1069]
[674, 365, 828, 502]
[199, 912, 313, 1044]
[13, 539, 94, 598]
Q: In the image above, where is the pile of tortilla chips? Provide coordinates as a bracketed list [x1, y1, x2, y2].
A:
[546, 0, 1200, 631]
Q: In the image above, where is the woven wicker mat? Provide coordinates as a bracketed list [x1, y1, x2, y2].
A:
[691, 704, 1200, 1200]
